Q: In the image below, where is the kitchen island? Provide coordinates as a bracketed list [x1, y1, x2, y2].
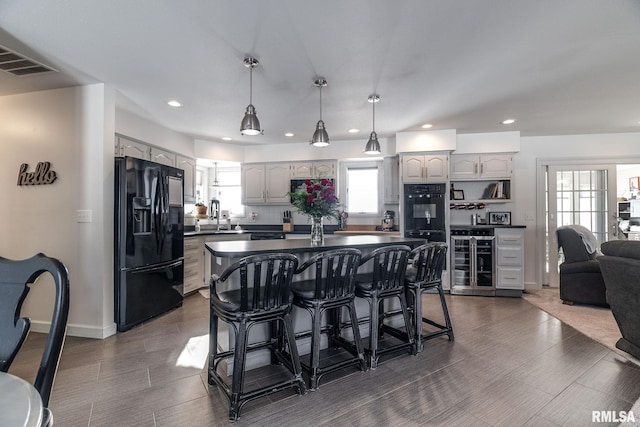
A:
[205, 234, 427, 371]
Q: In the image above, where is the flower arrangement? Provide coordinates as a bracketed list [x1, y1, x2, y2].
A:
[289, 178, 339, 219]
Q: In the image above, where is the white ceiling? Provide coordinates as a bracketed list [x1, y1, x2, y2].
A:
[1, 0, 639, 146]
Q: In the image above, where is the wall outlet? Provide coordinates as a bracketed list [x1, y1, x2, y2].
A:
[77, 210, 92, 223]
[250, 212, 258, 222]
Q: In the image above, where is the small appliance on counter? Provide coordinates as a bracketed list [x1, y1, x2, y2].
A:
[381, 210, 395, 230]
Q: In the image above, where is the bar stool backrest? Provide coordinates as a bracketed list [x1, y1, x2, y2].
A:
[409, 242, 448, 285]
[0, 253, 69, 407]
[295, 248, 362, 300]
[213, 253, 299, 313]
[360, 245, 411, 292]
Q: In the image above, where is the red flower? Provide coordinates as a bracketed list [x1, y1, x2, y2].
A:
[307, 195, 316, 204]
[304, 179, 312, 185]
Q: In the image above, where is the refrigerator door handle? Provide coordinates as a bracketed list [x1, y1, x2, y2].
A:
[127, 258, 184, 274]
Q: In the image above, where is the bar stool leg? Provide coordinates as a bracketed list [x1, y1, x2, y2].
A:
[437, 285, 455, 341]
[282, 312, 307, 395]
[398, 292, 415, 353]
[208, 313, 219, 385]
[411, 286, 424, 353]
[309, 304, 323, 390]
[229, 320, 249, 421]
[368, 295, 380, 369]
[347, 301, 367, 372]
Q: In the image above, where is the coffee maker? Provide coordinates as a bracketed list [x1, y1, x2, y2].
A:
[381, 210, 395, 231]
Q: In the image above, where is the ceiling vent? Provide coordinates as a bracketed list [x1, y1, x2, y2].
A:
[0, 44, 57, 77]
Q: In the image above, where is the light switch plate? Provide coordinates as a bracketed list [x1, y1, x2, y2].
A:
[77, 210, 92, 223]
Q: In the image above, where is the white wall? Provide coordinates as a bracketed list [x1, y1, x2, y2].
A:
[0, 84, 116, 338]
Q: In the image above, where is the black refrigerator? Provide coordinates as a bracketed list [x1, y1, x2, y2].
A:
[114, 156, 185, 332]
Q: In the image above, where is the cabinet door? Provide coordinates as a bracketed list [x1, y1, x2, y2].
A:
[116, 136, 150, 160]
[241, 164, 265, 204]
[479, 155, 512, 179]
[401, 155, 425, 182]
[183, 237, 204, 294]
[495, 228, 524, 290]
[383, 156, 400, 203]
[290, 162, 313, 179]
[265, 163, 291, 203]
[150, 147, 176, 166]
[177, 156, 197, 203]
[313, 161, 336, 178]
[424, 155, 448, 182]
[450, 155, 479, 180]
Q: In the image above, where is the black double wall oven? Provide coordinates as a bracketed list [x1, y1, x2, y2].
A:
[403, 183, 446, 242]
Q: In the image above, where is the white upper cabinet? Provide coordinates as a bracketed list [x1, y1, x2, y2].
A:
[242, 163, 291, 204]
[450, 154, 512, 180]
[265, 163, 291, 203]
[401, 154, 448, 183]
[115, 136, 150, 160]
[290, 160, 336, 179]
[177, 156, 197, 203]
[150, 147, 176, 167]
[383, 156, 400, 204]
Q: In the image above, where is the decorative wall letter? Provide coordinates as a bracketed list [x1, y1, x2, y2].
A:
[17, 162, 58, 185]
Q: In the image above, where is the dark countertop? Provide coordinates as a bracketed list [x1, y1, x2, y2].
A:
[205, 235, 426, 258]
[450, 224, 526, 229]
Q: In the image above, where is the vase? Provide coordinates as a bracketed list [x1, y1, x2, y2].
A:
[310, 216, 324, 244]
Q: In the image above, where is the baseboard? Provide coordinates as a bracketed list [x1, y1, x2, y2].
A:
[31, 320, 117, 339]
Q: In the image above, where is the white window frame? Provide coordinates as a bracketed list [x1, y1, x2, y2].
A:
[339, 160, 383, 218]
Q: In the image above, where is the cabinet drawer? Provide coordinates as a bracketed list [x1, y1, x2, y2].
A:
[184, 238, 201, 250]
[497, 267, 523, 289]
[497, 247, 522, 265]
[496, 234, 522, 246]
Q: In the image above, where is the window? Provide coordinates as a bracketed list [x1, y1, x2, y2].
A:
[211, 166, 245, 217]
[342, 161, 381, 215]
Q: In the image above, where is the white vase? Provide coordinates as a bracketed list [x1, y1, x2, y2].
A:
[310, 216, 324, 245]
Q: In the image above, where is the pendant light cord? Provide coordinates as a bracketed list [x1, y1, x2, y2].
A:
[249, 65, 253, 105]
[372, 97, 375, 131]
[319, 85, 323, 121]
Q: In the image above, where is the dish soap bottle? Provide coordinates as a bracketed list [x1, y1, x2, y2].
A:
[195, 219, 201, 233]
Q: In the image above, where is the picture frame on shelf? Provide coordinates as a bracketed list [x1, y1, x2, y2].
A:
[452, 190, 465, 200]
[489, 211, 511, 225]
[630, 177, 639, 192]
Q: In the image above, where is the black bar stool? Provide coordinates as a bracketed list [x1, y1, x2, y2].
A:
[404, 242, 453, 353]
[354, 245, 414, 369]
[289, 248, 367, 389]
[208, 253, 306, 421]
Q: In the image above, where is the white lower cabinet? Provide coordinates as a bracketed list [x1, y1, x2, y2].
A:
[184, 236, 205, 294]
[494, 228, 525, 295]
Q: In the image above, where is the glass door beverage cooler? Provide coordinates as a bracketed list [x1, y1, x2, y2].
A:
[451, 228, 495, 295]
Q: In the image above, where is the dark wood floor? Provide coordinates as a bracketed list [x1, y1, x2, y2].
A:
[10, 292, 640, 426]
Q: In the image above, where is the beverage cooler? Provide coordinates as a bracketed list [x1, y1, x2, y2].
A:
[451, 228, 495, 295]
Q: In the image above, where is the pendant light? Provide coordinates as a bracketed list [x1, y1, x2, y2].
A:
[363, 94, 381, 155]
[240, 57, 262, 136]
[310, 78, 329, 147]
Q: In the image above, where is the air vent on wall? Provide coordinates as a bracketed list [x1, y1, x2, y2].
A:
[0, 44, 57, 77]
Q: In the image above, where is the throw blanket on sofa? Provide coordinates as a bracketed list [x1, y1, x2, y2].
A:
[558, 224, 600, 255]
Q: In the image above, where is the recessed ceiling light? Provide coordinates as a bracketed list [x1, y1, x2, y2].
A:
[222, 137, 232, 141]
[167, 100, 183, 107]
[421, 123, 433, 129]
[348, 128, 360, 133]
[501, 119, 516, 125]
[285, 132, 294, 137]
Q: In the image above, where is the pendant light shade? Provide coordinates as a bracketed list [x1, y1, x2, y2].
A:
[311, 78, 329, 147]
[240, 57, 262, 136]
[363, 94, 381, 155]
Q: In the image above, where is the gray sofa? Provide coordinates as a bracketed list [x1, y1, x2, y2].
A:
[598, 240, 640, 360]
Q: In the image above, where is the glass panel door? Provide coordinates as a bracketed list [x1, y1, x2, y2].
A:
[546, 164, 617, 286]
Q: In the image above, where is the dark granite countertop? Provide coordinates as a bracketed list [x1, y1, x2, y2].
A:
[450, 224, 526, 229]
[205, 235, 426, 258]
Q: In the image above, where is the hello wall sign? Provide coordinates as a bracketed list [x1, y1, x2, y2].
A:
[17, 162, 58, 185]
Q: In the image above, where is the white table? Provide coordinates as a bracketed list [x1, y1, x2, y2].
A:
[0, 372, 43, 427]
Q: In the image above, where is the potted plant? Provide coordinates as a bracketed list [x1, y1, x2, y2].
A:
[195, 202, 208, 216]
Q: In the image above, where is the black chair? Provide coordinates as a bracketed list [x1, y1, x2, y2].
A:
[290, 248, 366, 389]
[404, 243, 453, 352]
[556, 227, 608, 306]
[0, 253, 70, 426]
[208, 253, 306, 421]
[355, 245, 414, 369]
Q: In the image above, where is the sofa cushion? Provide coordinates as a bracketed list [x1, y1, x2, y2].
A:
[601, 240, 640, 261]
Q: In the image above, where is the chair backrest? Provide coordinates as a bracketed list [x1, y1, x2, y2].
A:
[556, 227, 593, 263]
[295, 248, 362, 300]
[408, 242, 448, 285]
[360, 245, 411, 292]
[0, 253, 70, 407]
[214, 253, 299, 313]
